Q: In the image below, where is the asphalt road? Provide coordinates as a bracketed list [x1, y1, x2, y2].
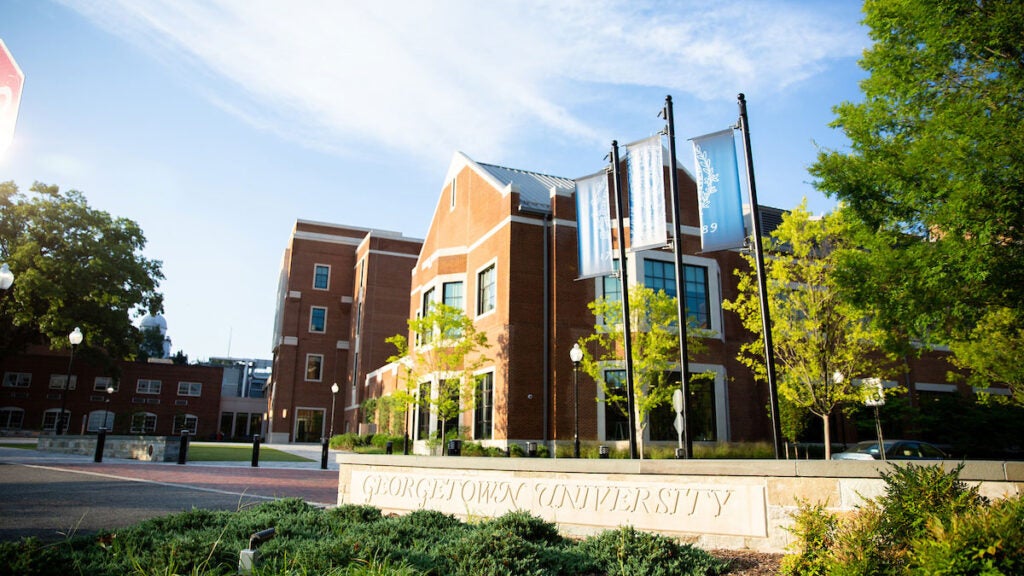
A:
[0, 444, 339, 543]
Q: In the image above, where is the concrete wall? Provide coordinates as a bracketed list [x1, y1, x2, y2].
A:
[39, 434, 182, 462]
[336, 455, 1023, 552]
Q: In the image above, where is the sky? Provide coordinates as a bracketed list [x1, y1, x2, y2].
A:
[0, 0, 869, 362]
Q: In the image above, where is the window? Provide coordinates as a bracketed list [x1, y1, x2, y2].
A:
[130, 412, 157, 434]
[43, 409, 70, 434]
[86, 410, 115, 432]
[0, 407, 24, 430]
[649, 372, 717, 442]
[443, 281, 464, 310]
[450, 178, 457, 210]
[173, 414, 199, 434]
[309, 306, 327, 333]
[642, 259, 711, 329]
[477, 264, 496, 316]
[177, 381, 202, 397]
[474, 373, 494, 440]
[603, 370, 630, 441]
[93, 376, 116, 392]
[137, 379, 162, 394]
[49, 374, 78, 390]
[601, 260, 622, 303]
[2, 372, 31, 388]
[422, 287, 436, 315]
[305, 354, 324, 382]
[313, 264, 330, 290]
[436, 380, 459, 437]
[417, 383, 431, 440]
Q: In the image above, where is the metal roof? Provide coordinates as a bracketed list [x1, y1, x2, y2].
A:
[476, 162, 575, 212]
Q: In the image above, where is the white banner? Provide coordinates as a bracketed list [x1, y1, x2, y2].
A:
[575, 171, 615, 278]
[626, 135, 668, 251]
[690, 129, 747, 252]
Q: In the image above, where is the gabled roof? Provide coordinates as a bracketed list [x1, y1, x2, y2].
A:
[444, 151, 574, 214]
[476, 162, 576, 213]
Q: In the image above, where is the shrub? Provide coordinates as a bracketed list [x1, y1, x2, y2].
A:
[909, 494, 1024, 575]
[577, 526, 727, 576]
[331, 433, 365, 450]
[779, 500, 839, 575]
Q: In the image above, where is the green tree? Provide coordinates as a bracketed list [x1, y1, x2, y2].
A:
[723, 202, 896, 458]
[579, 284, 708, 458]
[948, 307, 1024, 404]
[386, 303, 488, 450]
[0, 182, 164, 364]
[810, 0, 1024, 396]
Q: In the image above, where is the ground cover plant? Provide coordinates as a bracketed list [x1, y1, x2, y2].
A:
[186, 444, 314, 463]
[781, 463, 1024, 575]
[0, 499, 730, 576]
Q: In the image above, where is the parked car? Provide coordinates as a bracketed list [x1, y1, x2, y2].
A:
[831, 440, 948, 460]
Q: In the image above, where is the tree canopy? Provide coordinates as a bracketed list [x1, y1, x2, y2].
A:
[810, 0, 1024, 395]
[0, 181, 164, 364]
[579, 284, 709, 458]
[386, 302, 489, 446]
[724, 202, 896, 458]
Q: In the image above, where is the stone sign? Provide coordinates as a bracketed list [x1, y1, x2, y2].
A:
[349, 469, 767, 538]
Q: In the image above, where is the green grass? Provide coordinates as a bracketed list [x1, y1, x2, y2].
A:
[186, 444, 314, 462]
[0, 441, 38, 450]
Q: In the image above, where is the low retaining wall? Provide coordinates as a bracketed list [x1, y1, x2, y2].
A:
[336, 455, 1023, 552]
[38, 435, 182, 462]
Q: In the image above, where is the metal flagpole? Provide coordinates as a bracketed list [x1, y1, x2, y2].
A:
[737, 93, 783, 459]
[662, 95, 693, 458]
[611, 141, 639, 460]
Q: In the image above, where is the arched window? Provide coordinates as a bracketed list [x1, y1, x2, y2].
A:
[42, 408, 70, 434]
[130, 412, 157, 434]
[86, 410, 115, 432]
[0, 407, 25, 430]
[173, 414, 198, 435]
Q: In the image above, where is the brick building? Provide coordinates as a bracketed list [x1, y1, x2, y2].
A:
[1, 350, 223, 437]
[361, 151, 782, 452]
[266, 220, 421, 443]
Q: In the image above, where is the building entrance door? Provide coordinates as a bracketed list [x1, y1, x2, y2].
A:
[294, 408, 325, 443]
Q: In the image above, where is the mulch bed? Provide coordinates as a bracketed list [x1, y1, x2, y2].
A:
[713, 549, 784, 575]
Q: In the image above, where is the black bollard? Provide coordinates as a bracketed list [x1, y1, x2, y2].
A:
[385, 441, 393, 455]
[177, 430, 190, 465]
[598, 445, 610, 459]
[675, 447, 686, 459]
[93, 428, 107, 463]
[527, 442, 537, 458]
[320, 437, 329, 470]
[446, 439, 461, 456]
[251, 434, 261, 467]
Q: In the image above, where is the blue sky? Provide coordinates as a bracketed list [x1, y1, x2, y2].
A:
[0, 0, 868, 362]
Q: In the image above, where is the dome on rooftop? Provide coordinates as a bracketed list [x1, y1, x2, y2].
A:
[139, 312, 168, 335]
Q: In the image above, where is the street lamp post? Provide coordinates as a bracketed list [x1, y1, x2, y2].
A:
[57, 327, 83, 435]
[570, 343, 583, 458]
[0, 263, 13, 290]
[104, 386, 115, 430]
[329, 383, 339, 438]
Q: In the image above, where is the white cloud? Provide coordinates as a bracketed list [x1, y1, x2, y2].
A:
[60, 0, 863, 165]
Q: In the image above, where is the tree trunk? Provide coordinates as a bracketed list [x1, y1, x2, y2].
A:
[821, 413, 832, 459]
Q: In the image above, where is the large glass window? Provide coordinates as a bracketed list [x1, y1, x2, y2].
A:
[477, 264, 496, 315]
[305, 354, 324, 382]
[642, 260, 711, 329]
[137, 379, 162, 394]
[309, 306, 327, 333]
[649, 372, 717, 442]
[474, 373, 494, 440]
[86, 410, 115, 432]
[93, 376, 116, 392]
[313, 264, 330, 290]
[436, 380, 459, 438]
[43, 409, 70, 434]
[49, 374, 77, 390]
[177, 381, 202, 397]
[603, 370, 630, 441]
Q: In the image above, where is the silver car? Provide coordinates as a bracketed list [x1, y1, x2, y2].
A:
[831, 440, 948, 460]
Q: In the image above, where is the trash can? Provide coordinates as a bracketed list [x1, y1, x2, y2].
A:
[446, 439, 461, 456]
[598, 445, 610, 459]
[527, 441, 538, 457]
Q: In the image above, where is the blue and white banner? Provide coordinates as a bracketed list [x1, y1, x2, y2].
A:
[690, 129, 747, 252]
[575, 171, 615, 279]
[626, 135, 668, 251]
